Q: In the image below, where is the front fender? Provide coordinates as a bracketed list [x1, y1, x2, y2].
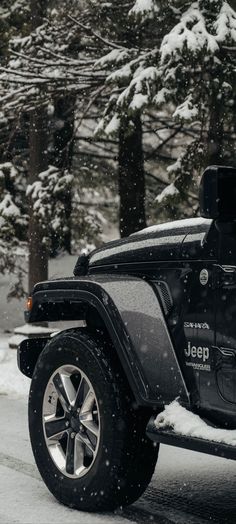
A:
[24, 275, 188, 407]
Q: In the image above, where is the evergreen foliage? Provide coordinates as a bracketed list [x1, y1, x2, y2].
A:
[96, 0, 236, 209]
[26, 166, 73, 248]
[0, 161, 28, 298]
[1, 0, 236, 296]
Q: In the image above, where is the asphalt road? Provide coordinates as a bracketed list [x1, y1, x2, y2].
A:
[1, 395, 236, 524]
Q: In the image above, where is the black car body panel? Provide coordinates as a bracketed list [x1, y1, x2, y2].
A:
[18, 211, 236, 428]
[87, 217, 214, 270]
[22, 275, 188, 406]
[18, 166, 236, 466]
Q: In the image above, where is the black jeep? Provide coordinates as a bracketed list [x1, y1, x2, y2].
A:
[18, 165, 236, 511]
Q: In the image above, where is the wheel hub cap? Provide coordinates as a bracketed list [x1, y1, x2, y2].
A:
[70, 415, 82, 433]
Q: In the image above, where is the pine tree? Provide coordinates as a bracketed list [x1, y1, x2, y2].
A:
[0, 161, 28, 298]
[96, 0, 236, 212]
[84, 0, 147, 234]
[0, 0, 79, 294]
[1, 0, 236, 251]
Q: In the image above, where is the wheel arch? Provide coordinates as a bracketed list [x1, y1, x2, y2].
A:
[18, 276, 189, 407]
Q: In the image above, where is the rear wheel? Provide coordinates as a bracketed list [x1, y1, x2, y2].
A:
[29, 329, 158, 512]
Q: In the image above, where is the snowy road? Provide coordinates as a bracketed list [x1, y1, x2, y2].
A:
[1, 394, 236, 524]
[1, 337, 236, 524]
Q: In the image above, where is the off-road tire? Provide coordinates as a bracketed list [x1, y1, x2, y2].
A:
[28, 329, 158, 512]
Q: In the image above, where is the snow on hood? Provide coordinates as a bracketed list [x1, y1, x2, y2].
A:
[133, 217, 212, 236]
[88, 216, 213, 268]
[155, 400, 236, 446]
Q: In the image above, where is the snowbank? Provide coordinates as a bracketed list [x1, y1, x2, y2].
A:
[155, 400, 236, 446]
[0, 335, 29, 397]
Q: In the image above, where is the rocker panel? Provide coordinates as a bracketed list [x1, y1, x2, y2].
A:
[147, 416, 236, 460]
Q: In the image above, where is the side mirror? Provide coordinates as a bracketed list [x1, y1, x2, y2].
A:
[200, 165, 236, 220]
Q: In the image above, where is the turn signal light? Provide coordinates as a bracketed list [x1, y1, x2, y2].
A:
[27, 296, 33, 311]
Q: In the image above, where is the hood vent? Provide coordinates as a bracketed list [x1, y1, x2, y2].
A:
[153, 280, 173, 316]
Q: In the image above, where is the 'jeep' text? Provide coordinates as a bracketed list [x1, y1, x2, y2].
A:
[184, 342, 209, 362]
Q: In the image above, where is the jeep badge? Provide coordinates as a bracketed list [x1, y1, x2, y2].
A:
[200, 269, 209, 286]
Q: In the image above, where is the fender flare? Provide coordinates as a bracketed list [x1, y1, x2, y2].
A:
[19, 275, 188, 407]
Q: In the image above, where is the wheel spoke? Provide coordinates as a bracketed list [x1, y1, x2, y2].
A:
[66, 433, 76, 475]
[74, 376, 86, 409]
[77, 432, 95, 455]
[44, 416, 68, 440]
[53, 373, 76, 412]
[79, 414, 99, 438]
[74, 438, 85, 474]
[80, 389, 95, 415]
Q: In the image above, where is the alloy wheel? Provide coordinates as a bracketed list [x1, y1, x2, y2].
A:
[42, 364, 100, 478]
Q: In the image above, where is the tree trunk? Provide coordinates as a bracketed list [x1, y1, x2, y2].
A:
[118, 115, 146, 237]
[51, 95, 76, 255]
[30, 0, 47, 27]
[207, 88, 224, 165]
[28, 0, 48, 294]
[28, 107, 49, 293]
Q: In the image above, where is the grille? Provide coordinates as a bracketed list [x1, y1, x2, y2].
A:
[153, 280, 173, 316]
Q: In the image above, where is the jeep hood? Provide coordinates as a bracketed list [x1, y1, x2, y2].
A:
[74, 218, 215, 275]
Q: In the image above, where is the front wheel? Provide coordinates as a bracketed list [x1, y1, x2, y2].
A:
[29, 329, 158, 512]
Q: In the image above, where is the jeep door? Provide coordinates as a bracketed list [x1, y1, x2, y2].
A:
[182, 229, 236, 426]
[179, 228, 219, 418]
[214, 233, 236, 423]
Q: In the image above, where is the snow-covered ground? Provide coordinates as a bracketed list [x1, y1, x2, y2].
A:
[1, 334, 236, 522]
[0, 334, 29, 397]
[1, 387, 236, 524]
[0, 395, 137, 524]
[0, 334, 137, 524]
